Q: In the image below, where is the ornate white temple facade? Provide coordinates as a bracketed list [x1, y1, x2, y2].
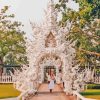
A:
[12, 0, 95, 98]
[26, 0, 76, 92]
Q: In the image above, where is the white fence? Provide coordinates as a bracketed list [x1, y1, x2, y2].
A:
[0, 75, 100, 84]
[93, 76, 100, 84]
[0, 75, 13, 83]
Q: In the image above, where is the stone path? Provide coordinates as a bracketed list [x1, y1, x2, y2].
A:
[31, 84, 76, 100]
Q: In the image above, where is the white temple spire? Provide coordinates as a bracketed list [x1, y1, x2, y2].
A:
[50, 0, 54, 3]
[44, 0, 57, 28]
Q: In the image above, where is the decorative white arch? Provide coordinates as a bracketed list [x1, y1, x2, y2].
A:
[35, 53, 63, 83]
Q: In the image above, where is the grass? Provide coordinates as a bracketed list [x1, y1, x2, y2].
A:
[80, 84, 100, 99]
[80, 89, 100, 95]
[85, 95, 100, 100]
[80, 89, 100, 100]
[0, 83, 20, 99]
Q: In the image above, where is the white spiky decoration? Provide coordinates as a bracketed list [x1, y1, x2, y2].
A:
[11, 0, 94, 98]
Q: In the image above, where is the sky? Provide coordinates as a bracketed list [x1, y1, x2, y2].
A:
[0, 0, 79, 38]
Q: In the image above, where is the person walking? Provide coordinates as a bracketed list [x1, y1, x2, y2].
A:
[48, 70, 55, 93]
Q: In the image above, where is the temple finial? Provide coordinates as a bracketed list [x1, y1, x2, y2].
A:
[49, 0, 54, 5]
[44, 0, 57, 27]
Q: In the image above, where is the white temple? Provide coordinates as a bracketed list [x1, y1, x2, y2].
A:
[11, 0, 94, 99]
[26, 0, 76, 92]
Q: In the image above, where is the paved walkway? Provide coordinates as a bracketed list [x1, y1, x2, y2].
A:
[31, 84, 76, 100]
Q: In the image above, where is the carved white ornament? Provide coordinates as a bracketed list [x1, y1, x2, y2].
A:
[11, 0, 94, 96]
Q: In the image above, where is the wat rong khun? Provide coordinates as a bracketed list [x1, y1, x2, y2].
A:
[0, 0, 100, 100]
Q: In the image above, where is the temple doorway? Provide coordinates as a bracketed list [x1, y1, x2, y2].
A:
[37, 53, 63, 84]
[44, 66, 56, 83]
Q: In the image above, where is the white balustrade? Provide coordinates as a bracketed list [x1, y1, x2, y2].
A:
[73, 91, 96, 100]
[93, 76, 100, 84]
[0, 75, 99, 84]
[0, 75, 13, 83]
[17, 83, 40, 100]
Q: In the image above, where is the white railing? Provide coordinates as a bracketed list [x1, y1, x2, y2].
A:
[73, 91, 96, 100]
[0, 75, 13, 83]
[17, 89, 37, 100]
[93, 76, 100, 84]
[17, 83, 40, 100]
[17, 89, 30, 100]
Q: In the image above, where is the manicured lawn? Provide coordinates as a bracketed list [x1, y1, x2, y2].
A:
[0, 84, 20, 99]
[85, 95, 100, 100]
[80, 89, 100, 100]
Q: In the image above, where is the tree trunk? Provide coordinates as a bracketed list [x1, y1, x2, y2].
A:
[0, 57, 3, 76]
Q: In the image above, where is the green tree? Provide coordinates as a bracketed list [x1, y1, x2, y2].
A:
[0, 6, 27, 65]
[56, 0, 100, 66]
[87, 0, 100, 19]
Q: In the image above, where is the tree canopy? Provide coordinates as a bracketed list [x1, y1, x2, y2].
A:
[0, 6, 27, 65]
[56, 0, 100, 66]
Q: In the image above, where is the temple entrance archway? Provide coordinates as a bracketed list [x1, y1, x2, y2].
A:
[44, 66, 56, 83]
[36, 53, 63, 84]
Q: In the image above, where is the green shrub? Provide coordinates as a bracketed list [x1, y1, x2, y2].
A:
[80, 92, 100, 95]
[80, 89, 100, 96]
[87, 84, 100, 89]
